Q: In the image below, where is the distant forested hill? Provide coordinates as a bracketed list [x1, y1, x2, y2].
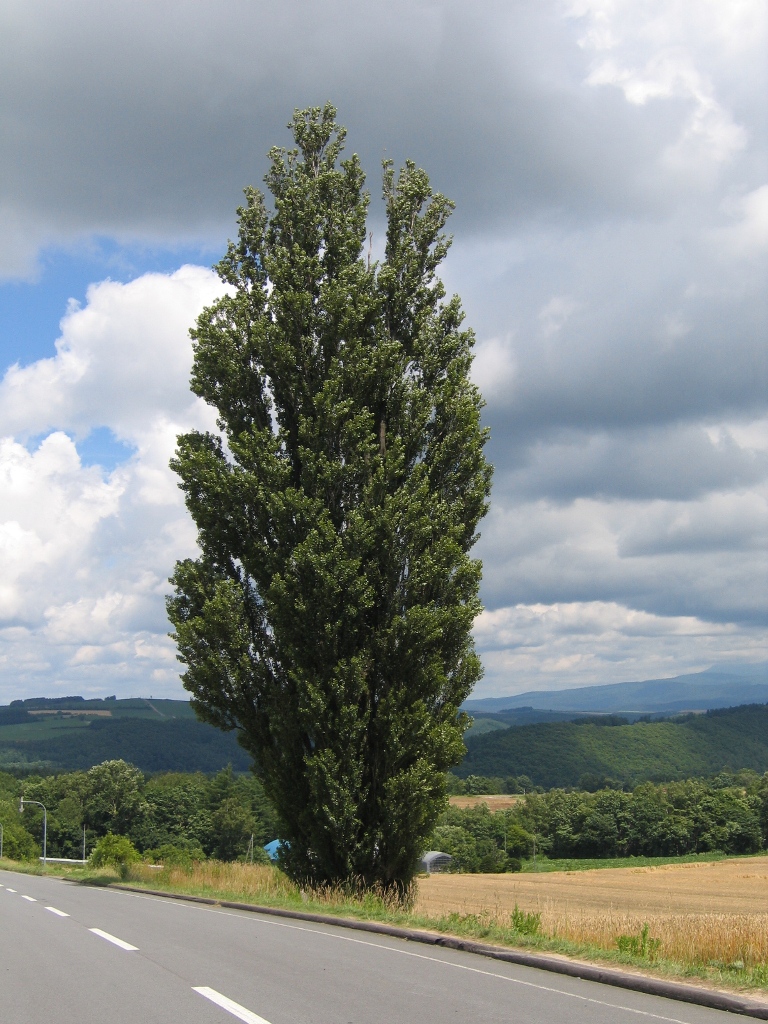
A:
[0, 697, 250, 774]
[6, 695, 768, 785]
[458, 703, 768, 788]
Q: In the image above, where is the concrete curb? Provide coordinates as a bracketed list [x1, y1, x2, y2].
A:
[111, 884, 768, 1019]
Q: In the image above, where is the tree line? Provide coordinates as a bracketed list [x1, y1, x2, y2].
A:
[3, 761, 767, 872]
[0, 761, 278, 863]
[433, 770, 768, 871]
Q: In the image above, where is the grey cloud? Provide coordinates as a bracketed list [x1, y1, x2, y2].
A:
[617, 495, 768, 556]
[489, 423, 768, 503]
[477, 500, 768, 627]
[0, 0, 743, 275]
[464, 214, 768, 440]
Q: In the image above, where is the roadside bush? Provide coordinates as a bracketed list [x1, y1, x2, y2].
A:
[616, 923, 661, 961]
[510, 904, 541, 935]
[0, 820, 38, 861]
[90, 833, 140, 878]
[148, 841, 206, 869]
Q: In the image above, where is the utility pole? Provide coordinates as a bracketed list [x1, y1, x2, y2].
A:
[20, 797, 47, 867]
[0, 821, 3, 860]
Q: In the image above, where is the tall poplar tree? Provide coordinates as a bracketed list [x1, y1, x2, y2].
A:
[168, 105, 492, 893]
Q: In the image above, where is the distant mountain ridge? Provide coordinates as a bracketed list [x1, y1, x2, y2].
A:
[464, 665, 768, 715]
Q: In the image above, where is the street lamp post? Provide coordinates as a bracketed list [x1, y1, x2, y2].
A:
[20, 798, 47, 867]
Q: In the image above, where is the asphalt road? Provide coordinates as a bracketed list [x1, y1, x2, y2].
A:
[0, 868, 747, 1024]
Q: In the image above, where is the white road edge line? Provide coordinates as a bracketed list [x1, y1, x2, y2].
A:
[20, 895, 37, 902]
[89, 927, 138, 950]
[193, 987, 272, 1024]
[45, 906, 69, 917]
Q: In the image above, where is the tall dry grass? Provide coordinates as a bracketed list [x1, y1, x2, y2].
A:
[131, 860, 297, 903]
[128, 860, 413, 915]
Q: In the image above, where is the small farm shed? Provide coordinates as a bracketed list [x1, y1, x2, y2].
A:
[420, 850, 453, 874]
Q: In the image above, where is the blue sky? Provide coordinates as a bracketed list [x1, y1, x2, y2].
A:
[0, 0, 766, 702]
[0, 240, 215, 369]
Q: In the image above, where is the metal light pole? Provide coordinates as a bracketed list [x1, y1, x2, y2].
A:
[0, 821, 3, 860]
[20, 798, 47, 867]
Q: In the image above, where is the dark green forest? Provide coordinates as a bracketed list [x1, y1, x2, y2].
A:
[0, 761, 277, 863]
[459, 704, 768, 789]
[434, 769, 768, 871]
[4, 699, 768, 791]
[3, 760, 767, 873]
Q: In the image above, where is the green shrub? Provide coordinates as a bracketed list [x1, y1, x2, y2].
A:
[148, 842, 206, 869]
[510, 904, 541, 935]
[90, 833, 140, 879]
[0, 821, 38, 861]
[616, 923, 661, 960]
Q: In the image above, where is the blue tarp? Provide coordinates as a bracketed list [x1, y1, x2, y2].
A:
[263, 839, 283, 861]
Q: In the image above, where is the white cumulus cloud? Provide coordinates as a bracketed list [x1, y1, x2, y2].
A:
[0, 267, 225, 701]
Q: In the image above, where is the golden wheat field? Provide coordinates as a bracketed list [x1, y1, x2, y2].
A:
[416, 856, 768, 967]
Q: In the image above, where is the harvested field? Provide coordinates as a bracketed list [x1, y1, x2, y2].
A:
[448, 794, 521, 810]
[416, 856, 768, 968]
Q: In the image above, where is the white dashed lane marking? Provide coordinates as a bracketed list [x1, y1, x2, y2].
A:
[193, 987, 273, 1024]
[89, 928, 138, 951]
[20, 895, 37, 902]
[45, 906, 69, 917]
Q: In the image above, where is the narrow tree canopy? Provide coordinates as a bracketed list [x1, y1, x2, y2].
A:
[168, 104, 492, 893]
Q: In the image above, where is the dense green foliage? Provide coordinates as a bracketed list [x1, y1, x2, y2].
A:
[432, 769, 768, 871]
[0, 761, 278, 862]
[4, 758, 768, 873]
[168, 105, 491, 891]
[459, 704, 768, 788]
[90, 833, 140, 877]
[0, 698, 250, 774]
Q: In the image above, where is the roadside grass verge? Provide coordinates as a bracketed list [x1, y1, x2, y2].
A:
[2, 855, 767, 996]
